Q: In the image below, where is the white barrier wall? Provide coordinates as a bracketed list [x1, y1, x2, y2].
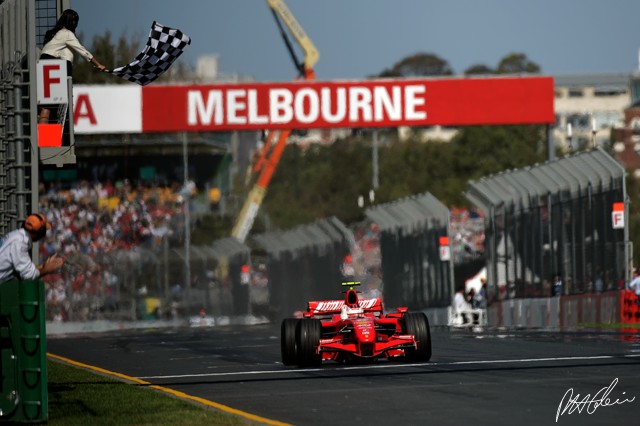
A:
[424, 291, 622, 329]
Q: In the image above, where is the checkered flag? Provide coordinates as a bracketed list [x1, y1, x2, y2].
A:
[110, 21, 191, 86]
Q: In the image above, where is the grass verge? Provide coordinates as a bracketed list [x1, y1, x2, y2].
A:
[47, 359, 253, 426]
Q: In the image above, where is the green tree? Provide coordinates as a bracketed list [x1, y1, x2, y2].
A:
[496, 52, 540, 74]
[262, 139, 374, 227]
[452, 125, 547, 181]
[375, 139, 459, 203]
[464, 64, 495, 75]
[73, 31, 138, 84]
[258, 125, 547, 230]
[378, 52, 454, 77]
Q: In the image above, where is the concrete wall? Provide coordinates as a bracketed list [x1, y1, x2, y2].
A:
[424, 291, 623, 329]
[45, 292, 625, 335]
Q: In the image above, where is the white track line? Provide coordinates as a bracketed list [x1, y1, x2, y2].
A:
[137, 354, 640, 380]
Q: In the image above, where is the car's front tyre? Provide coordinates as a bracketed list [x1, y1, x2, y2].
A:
[281, 318, 300, 366]
[401, 312, 432, 362]
[296, 318, 322, 367]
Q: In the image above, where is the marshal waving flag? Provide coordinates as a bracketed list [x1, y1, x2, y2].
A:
[110, 21, 191, 86]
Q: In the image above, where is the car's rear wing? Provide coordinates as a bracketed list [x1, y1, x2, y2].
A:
[307, 298, 383, 314]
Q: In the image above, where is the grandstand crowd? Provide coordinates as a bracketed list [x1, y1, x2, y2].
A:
[38, 179, 187, 322]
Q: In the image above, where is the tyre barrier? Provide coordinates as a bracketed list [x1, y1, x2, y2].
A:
[621, 290, 640, 324]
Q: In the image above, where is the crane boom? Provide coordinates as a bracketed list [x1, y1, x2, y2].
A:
[231, 0, 318, 242]
[267, 0, 319, 75]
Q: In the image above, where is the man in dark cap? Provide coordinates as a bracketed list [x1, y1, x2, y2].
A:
[0, 213, 64, 283]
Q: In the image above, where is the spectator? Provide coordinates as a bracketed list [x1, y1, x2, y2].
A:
[507, 281, 516, 299]
[474, 278, 488, 309]
[553, 274, 563, 297]
[466, 288, 481, 324]
[0, 213, 64, 283]
[453, 287, 472, 324]
[467, 288, 476, 306]
[594, 274, 604, 293]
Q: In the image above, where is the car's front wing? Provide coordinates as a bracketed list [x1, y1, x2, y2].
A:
[317, 335, 417, 359]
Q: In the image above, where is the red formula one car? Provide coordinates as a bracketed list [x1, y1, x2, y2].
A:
[281, 282, 432, 367]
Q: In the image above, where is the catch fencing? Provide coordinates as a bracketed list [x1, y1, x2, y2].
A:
[365, 192, 452, 310]
[465, 147, 629, 302]
[44, 228, 253, 322]
[251, 217, 354, 320]
[44, 213, 355, 324]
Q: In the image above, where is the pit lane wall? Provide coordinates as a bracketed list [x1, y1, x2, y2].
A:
[424, 290, 633, 328]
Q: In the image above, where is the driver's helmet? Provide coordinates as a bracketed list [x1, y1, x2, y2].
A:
[341, 304, 364, 319]
[340, 288, 363, 319]
[346, 289, 359, 308]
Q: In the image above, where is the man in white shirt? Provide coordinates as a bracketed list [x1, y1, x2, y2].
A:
[0, 214, 64, 284]
[453, 287, 472, 324]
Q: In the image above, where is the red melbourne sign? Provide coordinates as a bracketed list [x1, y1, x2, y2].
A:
[140, 76, 554, 132]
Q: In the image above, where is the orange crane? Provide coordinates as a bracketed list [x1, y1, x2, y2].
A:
[231, 0, 319, 242]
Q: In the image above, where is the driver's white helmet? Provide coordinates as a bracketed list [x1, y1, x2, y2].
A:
[340, 304, 364, 319]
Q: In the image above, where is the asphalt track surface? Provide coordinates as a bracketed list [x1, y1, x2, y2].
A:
[47, 324, 640, 426]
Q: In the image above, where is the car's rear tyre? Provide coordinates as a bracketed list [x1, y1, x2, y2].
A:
[296, 318, 322, 367]
[401, 312, 432, 362]
[281, 318, 299, 366]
